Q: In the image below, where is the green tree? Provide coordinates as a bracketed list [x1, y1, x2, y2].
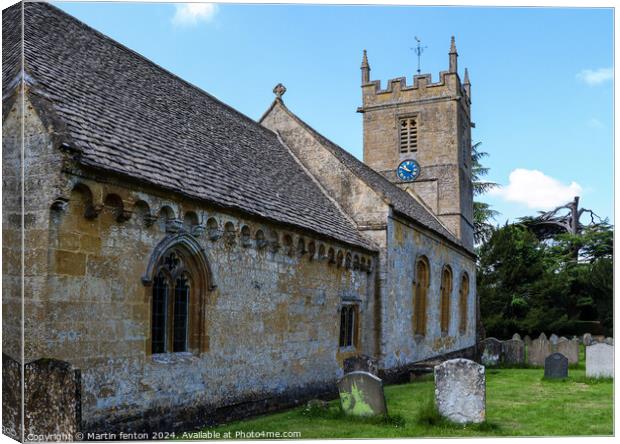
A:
[477, 221, 613, 338]
[471, 142, 499, 244]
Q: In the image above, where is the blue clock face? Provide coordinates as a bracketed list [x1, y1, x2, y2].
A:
[397, 159, 421, 181]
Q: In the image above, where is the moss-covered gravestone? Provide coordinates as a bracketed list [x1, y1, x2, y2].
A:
[338, 371, 387, 417]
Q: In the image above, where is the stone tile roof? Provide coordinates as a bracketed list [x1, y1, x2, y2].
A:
[263, 100, 467, 250]
[3, 2, 374, 251]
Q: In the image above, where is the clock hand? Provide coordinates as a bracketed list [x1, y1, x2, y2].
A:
[402, 165, 412, 172]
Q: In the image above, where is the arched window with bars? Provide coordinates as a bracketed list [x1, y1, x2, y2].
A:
[413, 256, 430, 336]
[459, 272, 470, 334]
[440, 266, 453, 334]
[145, 234, 213, 355]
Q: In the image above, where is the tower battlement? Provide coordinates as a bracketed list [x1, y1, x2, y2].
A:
[360, 70, 469, 106]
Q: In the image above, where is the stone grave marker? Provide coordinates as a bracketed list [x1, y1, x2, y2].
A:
[434, 359, 485, 424]
[502, 339, 525, 365]
[586, 343, 614, 378]
[528, 333, 551, 366]
[512, 333, 521, 341]
[556, 338, 579, 365]
[544, 353, 568, 379]
[549, 334, 559, 346]
[338, 371, 387, 417]
[479, 337, 502, 367]
[583, 333, 593, 346]
[604, 337, 614, 346]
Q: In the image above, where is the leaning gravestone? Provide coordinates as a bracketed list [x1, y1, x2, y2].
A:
[528, 333, 552, 366]
[338, 371, 387, 417]
[544, 353, 568, 379]
[502, 339, 525, 365]
[586, 343, 614, 378]
[435, 359, 485, 424]
[479, 338, 502, 367]
[583, 333, 593, 346]
[512, 333, 521, 341]
[556, 338, 579, 365]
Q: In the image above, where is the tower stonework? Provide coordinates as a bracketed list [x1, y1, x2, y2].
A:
[359, 37, 474, 249]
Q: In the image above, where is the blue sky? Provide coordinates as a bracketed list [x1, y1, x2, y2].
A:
[54, 1, 614, 224]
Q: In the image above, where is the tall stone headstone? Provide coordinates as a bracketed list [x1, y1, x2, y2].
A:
[586, 343, 614, 378]
[557, 338, 579, 365]
[512, 333, 521, 341]
[479, 337, 502, 367]
[549, 334, 559, 346]
[528, 333, 552, 366]
[544, 353, 568, 379]
[583, 333, 593, 346]
[434, 359, 486, 424]
[338, 371, 387, 417]
[502, 339, 525, 365]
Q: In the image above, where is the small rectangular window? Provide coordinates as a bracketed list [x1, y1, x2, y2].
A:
[399, 117, 418, 154]
[339, 305, 357, 348]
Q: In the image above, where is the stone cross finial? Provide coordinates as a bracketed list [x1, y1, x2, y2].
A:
[273, 83, 286, 99]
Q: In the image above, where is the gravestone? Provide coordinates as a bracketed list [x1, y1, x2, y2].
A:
[478, 338, 502, 367]
[592, 335, 605, 344]
[512, 333, 521, 341]
[583, 333, 593, 346]
[544, 353, 568, 379]
[434, 359, 485, 424]
[528, 333, 551, 366]
[502, 339, 525, 365]
[604, 337, 614, 346]
[343, 355, 379, 376]
[586, 343, 614, 378]
[549, 334, 559, 346]
[338, 371, 387, 417]
[556, 338, 579, 365]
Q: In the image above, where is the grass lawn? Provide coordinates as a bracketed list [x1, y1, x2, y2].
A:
[184, 348, 613, 439]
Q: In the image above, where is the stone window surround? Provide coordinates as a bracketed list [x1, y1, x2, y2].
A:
[440, 265, 453, 336]
[413, 254, 430, 338]
[339, 302, 360, 351]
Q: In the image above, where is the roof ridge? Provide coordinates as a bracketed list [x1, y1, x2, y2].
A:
[34, 1, 279, 142]
[266, 98, 459, 243]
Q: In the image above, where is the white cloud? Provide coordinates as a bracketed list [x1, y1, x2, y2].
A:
[490, 168, 582, 210]
[172, 3, 218, 27]
[576, 67, 613, 86]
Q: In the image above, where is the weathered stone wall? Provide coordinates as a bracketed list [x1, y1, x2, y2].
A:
[31, 148, 376, 433]
[381, 216, 476, 369]
[360, 70, 474, 249]
[3, 91, 70, 361]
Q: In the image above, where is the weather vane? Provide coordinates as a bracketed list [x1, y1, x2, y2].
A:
[411, 36, 427, 74]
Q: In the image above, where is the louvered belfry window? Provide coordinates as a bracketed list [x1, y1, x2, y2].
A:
[400, 117, 418, 153]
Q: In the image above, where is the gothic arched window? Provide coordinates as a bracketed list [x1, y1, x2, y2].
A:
[459, 272, 469, 334]
[413, 256, 430, 336]
[151, 250, 194, 354]
[440, 266, 453, 334]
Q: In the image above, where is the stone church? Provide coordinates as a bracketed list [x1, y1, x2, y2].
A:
[2, 1, 477, 436]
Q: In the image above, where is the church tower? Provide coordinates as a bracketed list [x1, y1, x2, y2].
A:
[358, 37, 474, 249]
